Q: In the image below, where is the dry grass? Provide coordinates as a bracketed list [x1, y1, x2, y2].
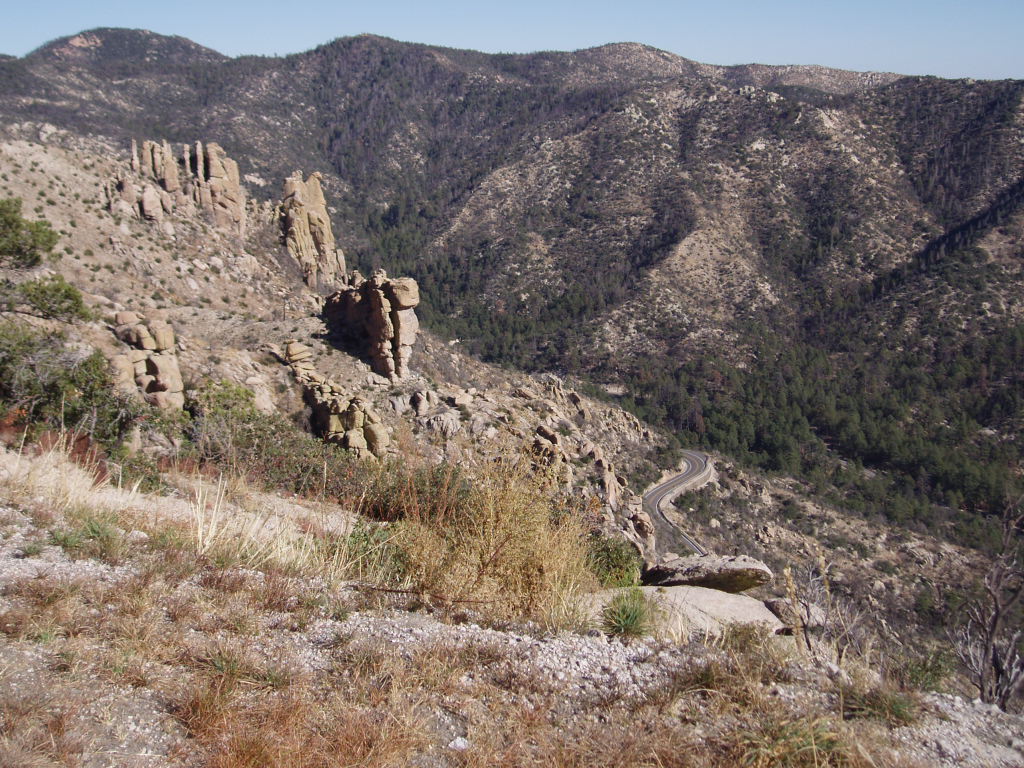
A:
[0, 436, 142, 518]
[0, 440, 936, 767]
[392, 459, 596, 627]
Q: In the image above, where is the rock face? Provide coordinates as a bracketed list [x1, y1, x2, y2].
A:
[323, 269, 420, 380]
[278, 171, 346, 288]
[109, 311, 185, 410]
[644, 553, 774, 593]
[199, 142, 247, 235]
[585, 586, 784, 640]
[107, 138, 247, 235]
[281, 340, 390, 459]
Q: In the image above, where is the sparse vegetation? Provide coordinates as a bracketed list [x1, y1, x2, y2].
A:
[0, 320, 140, 445]
[0, 37, 1019, 764]
[588, 533, 643, 587]
[601, 587, 657, 637]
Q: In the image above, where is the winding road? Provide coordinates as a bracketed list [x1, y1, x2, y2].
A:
[641, 449, 712, 556]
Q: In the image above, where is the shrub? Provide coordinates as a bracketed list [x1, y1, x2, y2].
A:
[586, 533, 642, 587]
[892, 650, 951, 692]
[0, 197, 58, 268]
[361, 462, 473, 523]
[0, 320, 140, 445]
[840, 685, 919, 726]
[1, 274, 92, 322]
[601, 587, 657, 637]
[391, 460, 595, 626]
[732, 716, 850, 768]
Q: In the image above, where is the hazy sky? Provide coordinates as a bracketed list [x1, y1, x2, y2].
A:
[2, 0, 1021, 80]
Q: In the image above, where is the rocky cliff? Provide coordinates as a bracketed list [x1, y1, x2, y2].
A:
[324, 269, 420, 380]
[278, 171, 346, 289]
[105, 138, 246, 236]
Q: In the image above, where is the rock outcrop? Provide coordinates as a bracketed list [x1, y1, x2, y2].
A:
[532, 424, 573, 487]
[644, 553, 774, 593]
[106, 139, 247, 235]
[281, 340, 390, 459]
[110, 311, 185, 410]
[278, 172, 346, 288]
[323, 269, 420, 380]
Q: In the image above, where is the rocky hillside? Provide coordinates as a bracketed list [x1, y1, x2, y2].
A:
[0, 128, 667, 548]
[0, 29, 1020, 539]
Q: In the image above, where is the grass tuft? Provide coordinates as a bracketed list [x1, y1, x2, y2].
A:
[601, 587, 657, 637]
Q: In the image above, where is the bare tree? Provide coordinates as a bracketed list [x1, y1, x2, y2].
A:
[952, 501, 1024, 711]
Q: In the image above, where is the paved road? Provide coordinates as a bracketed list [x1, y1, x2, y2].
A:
[641, 449, 712, 556]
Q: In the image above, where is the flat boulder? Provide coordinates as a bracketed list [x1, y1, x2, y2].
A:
[644, 553, 773, 593]
[585, 585, 784, 640]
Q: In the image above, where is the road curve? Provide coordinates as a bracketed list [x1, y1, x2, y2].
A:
[641, 449, 712, 556]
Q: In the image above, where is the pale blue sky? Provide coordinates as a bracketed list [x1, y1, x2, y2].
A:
[2, 0, 1021, 80]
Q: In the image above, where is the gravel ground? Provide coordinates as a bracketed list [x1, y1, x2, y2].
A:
[1, 498, 1022, 768]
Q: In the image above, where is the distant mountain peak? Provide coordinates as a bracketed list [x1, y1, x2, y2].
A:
[27, 27, 226, 67]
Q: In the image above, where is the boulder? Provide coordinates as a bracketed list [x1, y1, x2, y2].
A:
[343, 429, 367, 452]
[585, 586, 784, 640]
[110, 354, 136, 393]
[644, 554, 773, 593]
[411, 391, 430, 416]
[149, 391, 185, 410]
[144, 354, 184, 394]
[116, 323, 157, 351]
[148, 320, 175, 352]
[285, 341, 313, 362]
[426, 410, 462, 437]
[364, 422, 390, 457]
[536, 424, 560, 445]
[385, 277, 419, 309]
[139, 185, 163, 221]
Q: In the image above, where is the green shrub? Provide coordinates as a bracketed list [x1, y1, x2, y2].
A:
[733, 716, 849, 767]
[2, 274, 92, 321]
[0, 320, 140, 445]
[108, 450, 166, 494]
[0, 197, 58, 268]
[601, 587, 656, 637]
[586, 534, 642, 587]
[840, 685, 919, 726]
[892, 650, 951, 692]
[49, 514, 126, 563]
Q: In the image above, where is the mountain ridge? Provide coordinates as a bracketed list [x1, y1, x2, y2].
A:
[20, 27, 909, 91]
[0, 26, 1021, 538]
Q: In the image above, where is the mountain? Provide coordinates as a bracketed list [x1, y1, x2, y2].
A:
[1, 28, 1022, 544]
[1, 28, 1024, 753]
